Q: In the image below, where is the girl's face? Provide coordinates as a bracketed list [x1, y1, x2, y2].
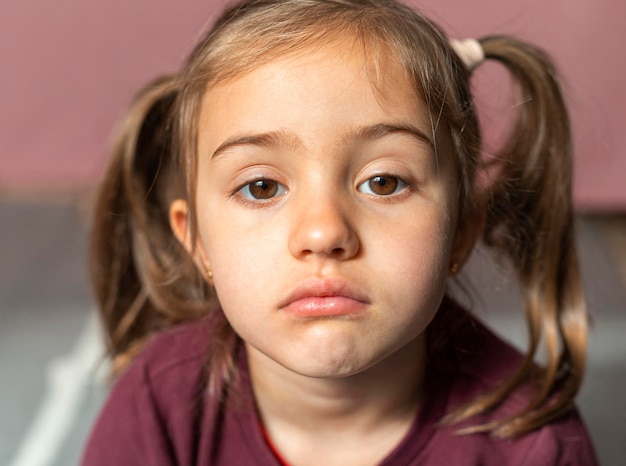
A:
[174, 40, 468, 379]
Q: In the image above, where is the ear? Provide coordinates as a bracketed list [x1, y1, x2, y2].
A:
[169, 199, 212, 274]
[169, 199, 192, 252]
[448, 207, 485, 276]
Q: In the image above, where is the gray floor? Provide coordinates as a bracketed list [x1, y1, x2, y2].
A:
[1, 198, 625, 465]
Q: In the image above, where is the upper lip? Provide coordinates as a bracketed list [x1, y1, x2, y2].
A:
[279, 278, 370, 309]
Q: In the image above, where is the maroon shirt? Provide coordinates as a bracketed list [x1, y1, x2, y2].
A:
[81, 306, 597, 465]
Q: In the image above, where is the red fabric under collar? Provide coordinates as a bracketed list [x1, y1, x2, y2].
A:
[259, 421, 290, 466]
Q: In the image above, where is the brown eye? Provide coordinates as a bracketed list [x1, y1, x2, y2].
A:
[240, 179, 285, 200]
[359, 175, 403, 196]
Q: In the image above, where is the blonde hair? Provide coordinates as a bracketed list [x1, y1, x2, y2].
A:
[90, 0, 587, 438]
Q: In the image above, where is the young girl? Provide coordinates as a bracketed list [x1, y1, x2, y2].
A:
[82, 0, 597, 464]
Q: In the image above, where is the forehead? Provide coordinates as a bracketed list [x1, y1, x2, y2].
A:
[197, 39, 430, 150]
[205, 29, 422, 96]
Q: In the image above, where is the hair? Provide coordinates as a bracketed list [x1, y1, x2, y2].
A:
[90, 0, 588, 439]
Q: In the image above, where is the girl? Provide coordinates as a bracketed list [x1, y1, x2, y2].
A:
[82, 0, 597, 464]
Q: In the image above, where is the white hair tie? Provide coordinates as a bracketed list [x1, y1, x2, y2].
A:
[450, 38, 485, 70]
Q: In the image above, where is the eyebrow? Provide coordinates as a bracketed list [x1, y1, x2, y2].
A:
[211, 131, 299, 159]
[343, 122, 434, 149]
[210, 122, 434, 159]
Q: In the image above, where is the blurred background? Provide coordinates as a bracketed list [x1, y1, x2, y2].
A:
[1, 0, 624, 464]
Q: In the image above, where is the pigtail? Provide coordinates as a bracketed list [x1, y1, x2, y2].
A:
[446, 36, 588, 437]
[90, 75, 214, 376]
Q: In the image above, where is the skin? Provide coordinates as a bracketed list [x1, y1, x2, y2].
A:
[171, 40, 477, 465]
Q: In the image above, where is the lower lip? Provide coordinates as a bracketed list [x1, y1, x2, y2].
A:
[282, 297, 367, 318]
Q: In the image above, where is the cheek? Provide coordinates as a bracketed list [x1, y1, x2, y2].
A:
[406, 230, 453, 306]
[196, 206, 275, 306]
[375, 209, 455, 314]
[384, 207, 454, 270]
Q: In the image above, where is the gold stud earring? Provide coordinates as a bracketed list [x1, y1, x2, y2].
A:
[450, 263, 460, 274]
[206, 269, 213, 279]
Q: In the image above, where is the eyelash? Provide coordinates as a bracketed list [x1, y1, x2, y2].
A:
[232, 177, 288, 206]
[231, 172, 413, 207]
[357, 173, 412, 197]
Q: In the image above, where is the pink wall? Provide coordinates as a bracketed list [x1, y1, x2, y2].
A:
[1, 0, 623, 210]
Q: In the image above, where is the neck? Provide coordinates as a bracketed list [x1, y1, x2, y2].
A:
[246, 336, 426, 465]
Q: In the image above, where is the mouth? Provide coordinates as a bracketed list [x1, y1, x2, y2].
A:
[279, 278, 370, 318]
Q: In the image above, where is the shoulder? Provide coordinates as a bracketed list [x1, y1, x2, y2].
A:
[109, 315, 213, 409]
[516, 410, 598, 466]
[81, 316, 215, 466]
[429, 300, 529, 407]
[420, 406, 597, 466]
[425, 301, 597, 465]
[137, 315, 213, 381]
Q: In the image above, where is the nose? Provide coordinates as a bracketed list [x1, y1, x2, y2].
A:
[288, 192, 359, 261]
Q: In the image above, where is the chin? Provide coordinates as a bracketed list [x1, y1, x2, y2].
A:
[286, 360, 371, 380]
[278, 344, 386, 380]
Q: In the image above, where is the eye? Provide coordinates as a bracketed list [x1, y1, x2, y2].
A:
[358, 175, 407, 196]
[238, 178, 287, 200]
